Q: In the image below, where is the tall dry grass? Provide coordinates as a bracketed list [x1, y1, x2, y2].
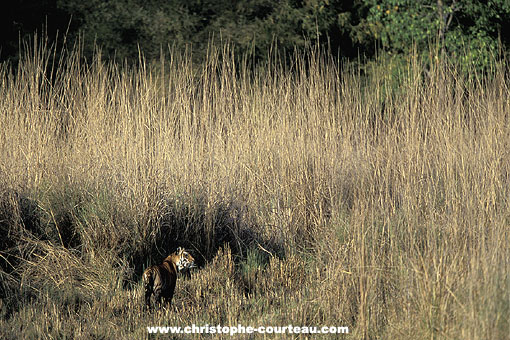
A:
[0, 39, 509, 339]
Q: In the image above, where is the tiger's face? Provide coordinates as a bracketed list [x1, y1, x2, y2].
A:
[175, 247, 196, 271]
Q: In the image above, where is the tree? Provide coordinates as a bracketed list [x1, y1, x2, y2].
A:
[3, 0, 509, 67]
[363, 0, 510, 70]
[55, 0, 357, 62]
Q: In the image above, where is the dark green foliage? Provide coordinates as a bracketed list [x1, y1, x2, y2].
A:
[363, 0, 510, 71]
[2, 0, 508, 68]
[53, 0, 365, 62]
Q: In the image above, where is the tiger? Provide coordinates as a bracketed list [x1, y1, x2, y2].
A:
[142, 247, 196, 309]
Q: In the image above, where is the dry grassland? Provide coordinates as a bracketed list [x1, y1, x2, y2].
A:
[0, 41, 509, 339]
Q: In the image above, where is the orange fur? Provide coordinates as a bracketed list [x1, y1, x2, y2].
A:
[143, 247, 195, 309]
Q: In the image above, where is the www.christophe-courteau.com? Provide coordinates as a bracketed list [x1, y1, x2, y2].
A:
[147, 324, 349, 335]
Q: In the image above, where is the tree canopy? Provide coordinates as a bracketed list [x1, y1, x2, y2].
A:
[3, 0, 509, 68]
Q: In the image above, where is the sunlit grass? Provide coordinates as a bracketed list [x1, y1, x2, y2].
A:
[0, 39, 509, 339]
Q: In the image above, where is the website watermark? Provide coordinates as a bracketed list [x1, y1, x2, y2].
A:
[147, 324, 349, 336]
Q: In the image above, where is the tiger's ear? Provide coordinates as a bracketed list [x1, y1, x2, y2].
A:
[176, 247, 183, 254]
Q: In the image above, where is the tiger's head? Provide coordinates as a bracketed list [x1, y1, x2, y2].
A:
[174, 247, 196, 272]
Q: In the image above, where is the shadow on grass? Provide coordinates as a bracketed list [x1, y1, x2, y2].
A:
[0, 185, 283, 312]
[131, 193, 283, 283]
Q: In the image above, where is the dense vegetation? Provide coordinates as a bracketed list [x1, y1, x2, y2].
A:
[0, 38, 509, 339]
[3, 0, 510, 69]
[1, 1, 509, 338]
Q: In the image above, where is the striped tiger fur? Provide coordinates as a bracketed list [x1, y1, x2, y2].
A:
[143, 247, 196, 309]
